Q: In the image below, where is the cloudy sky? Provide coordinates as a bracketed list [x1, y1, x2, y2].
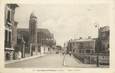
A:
[15, 4, 110, 46]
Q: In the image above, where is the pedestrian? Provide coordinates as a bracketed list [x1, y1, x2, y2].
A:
[69, 51, 72, 56]
[62, 52, 64, 55]
[18, 51, 22, 60]
[6, 52, 10, 60]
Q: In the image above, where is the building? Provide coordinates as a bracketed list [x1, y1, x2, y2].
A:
[4, 4, 19, 60]
[37, 29, 55, 47]
[95, 26, 109, 65]
[29, 13, 38, 55]
[96, 26, 109, 53]
[67, 38, 96, 64]
[17, 29, 29, 57]
[16, 33, 26, 58]
[67, 26, 110, 65]
[17, 28, 56, 56]
[36, 28, 56, 54]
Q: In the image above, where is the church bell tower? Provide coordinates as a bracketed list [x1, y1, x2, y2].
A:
[29, 12, 38, 55]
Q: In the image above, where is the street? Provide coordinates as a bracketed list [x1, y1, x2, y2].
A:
[5, 54, 65, 68]
[5, 53, 109, 68]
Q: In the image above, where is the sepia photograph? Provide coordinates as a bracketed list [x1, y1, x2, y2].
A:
[4, 3, 110, 68]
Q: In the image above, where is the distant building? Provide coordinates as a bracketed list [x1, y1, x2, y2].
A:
[67, 26, 110, 65]
[4, 4, 19, 60]
[95, 26, 110, 65]
[67, 38, 96, 64]
[96, 26, 109, 53]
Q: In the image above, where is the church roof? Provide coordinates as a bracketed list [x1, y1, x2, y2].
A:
[17, 28, 50, 33]
[17, 28, 52, 37]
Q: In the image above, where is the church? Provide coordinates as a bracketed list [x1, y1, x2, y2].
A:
[17, 13, 56, 57]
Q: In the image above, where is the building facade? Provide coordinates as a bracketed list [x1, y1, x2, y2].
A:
[67, 38, 96, 64]
[17, 28, 56, 55]
[4, 4, 19, 60]
[95, 26, 110, 65]
[67, 26, 110, 65]
[97, 26, 109, 53]
[37, 29, 55, 47]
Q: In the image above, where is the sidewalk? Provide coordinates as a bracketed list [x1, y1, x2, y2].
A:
[63, 54, 83, 67]
[5, 53, 46, 65]
[63, 54, 109, 68]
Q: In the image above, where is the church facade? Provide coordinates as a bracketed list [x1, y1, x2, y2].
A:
[17, 13, 56, 57]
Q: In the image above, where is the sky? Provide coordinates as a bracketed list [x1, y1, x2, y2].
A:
[14, 4, 110, 46]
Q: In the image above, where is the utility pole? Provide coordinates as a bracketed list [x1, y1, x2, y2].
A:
[94, 22, 100, 67]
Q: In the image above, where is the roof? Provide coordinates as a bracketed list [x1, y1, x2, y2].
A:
[99, 26, 109, 32]
[37, 28, 51, 34]
[17, 28, 51, 34]
[17, 28, 29, 32]
[17, 28, 52, 38]
[70, 39, 95, 43]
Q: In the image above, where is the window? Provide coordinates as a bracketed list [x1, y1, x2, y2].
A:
[79, 50, 81, 53]
[73, 49, 75, 52]
[9, 31, 11, 44]
[5, 31, 11, 48]
[5, 30, 8, 42]
[86, 50, 90, 53]
[7, 10, 11, 22]
[79, 43, 83, 49]
[5, 30, 8, 47]
[8, 31, 11, 48]
[92, 50, 94, 53]
[79, 50, 84, 53]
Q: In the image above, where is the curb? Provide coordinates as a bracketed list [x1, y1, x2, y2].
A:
[5, 54, 46, 64]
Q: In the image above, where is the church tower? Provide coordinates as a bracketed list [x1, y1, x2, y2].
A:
[29, 12, 38, 55]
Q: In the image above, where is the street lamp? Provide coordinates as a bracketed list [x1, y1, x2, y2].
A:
[94, 22, 100, 67]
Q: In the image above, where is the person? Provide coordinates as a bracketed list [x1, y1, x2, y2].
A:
[6, 52, 10, 60]
[62, 51, 64, 55]
[69, 51, 72, 56]
[18, 51, 22, 59]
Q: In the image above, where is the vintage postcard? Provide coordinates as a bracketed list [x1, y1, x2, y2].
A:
[0, 0, 115, 73]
